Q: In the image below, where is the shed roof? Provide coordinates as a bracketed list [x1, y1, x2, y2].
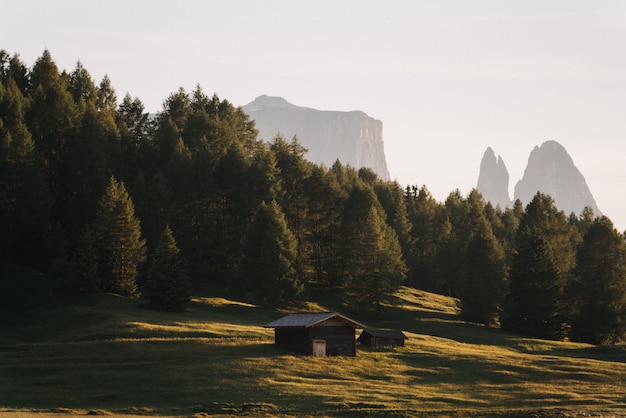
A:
[264, 312, 366, 329]
[359, 328, 408, 340]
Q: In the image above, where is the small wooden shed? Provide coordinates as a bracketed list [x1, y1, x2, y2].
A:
[264, 312, 366, 357]
[357, 328, 407, 348]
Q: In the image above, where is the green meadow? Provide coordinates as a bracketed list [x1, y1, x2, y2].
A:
[1, 286, 626, 417]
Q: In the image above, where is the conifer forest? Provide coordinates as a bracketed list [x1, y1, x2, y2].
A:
[2, 50, 626, 345]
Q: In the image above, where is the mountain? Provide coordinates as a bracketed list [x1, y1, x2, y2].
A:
[476, 147, 512, 208]
[513, 140, 600, 216]
[477, 141, 600, 216]
[242, 95, 390, 180]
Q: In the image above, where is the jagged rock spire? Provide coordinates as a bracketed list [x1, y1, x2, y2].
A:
[477, 147, 511, 208]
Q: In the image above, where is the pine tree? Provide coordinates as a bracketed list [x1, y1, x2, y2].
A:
[461, 216, 507, 326]
[68, 61, 97, 107]
[144, 225, 190, 312]
[374, 181, 413, 260]
[62, 102, 115, 244]
[345, 205, 407, 314]
[28, 50, 79, 189]
[0, 119, 53, 269]
[520, 192, 578, 277]
[213, 142, 252, 278]
[405, 185, 448, 291]
[502, 193, 579, 339]
[504, 227, 568, 339]
[571, 217, 626, 344]
[434, 190, 473, 297]
[270, 135, 313, 278]
[93, 176, 146, 296]
[305, 165, 345, 285]
[237, 200, 303, 307]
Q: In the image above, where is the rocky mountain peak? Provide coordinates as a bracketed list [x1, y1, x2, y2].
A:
[477, 140, 600, 217]
[242, 96, 390, 181]
[477, 147, 511, 208]
[245, 95, 298, 111]
[513, 140, 600, 216]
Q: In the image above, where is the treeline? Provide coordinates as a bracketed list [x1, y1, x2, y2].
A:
[1, 50, 626, 344]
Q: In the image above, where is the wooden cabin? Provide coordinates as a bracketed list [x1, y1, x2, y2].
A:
[264, 312, 366, 357]
[357, 328, 407, 348]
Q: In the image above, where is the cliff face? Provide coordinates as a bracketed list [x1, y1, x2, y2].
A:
[242, 95, 390, 180]
[476, 147, 511, 208]
[513, 140, 600, 216]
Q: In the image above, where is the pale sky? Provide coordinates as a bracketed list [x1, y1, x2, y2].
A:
[4, 1, 626, 229]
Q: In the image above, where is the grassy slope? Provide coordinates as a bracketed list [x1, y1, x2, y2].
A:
[1, 287, 626, 417]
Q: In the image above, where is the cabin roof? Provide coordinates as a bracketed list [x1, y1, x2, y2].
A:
[359, 328, 408, 340]
[264, 312, 366, 329]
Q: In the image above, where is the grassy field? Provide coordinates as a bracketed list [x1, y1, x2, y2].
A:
[1, 286, 626, 417]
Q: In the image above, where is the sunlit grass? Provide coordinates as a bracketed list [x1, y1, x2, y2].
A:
[2, 286, 626, 417]
[394, 286, 460, 315]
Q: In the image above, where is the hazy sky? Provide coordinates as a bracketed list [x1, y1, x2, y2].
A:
[4, 1, 626, 229]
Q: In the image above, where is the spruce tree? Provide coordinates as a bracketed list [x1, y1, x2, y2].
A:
[305, 165, 345, 285]
[28, 50, 79, 188]
[62, 102, 114, 244]
[571, 217, 626, 344]
[405, 185, 448, 291]
[461, 216, 507, 326]
[144, 225, 190, 312]
[93, 176, 146, 296]
[0, 119, 53, 269]
[270, 135, 313, 278]
[237, 200, 303, 307]
[504, 227, 568, 339]
[345, 205, 407, 314]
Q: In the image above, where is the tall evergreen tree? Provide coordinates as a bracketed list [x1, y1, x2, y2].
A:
[28, 50, 79, 191]
[96, 74, 117, 115]
[519, 192, 578, 277]
[503, 192, 578, 339]
[270, 135, 313, 278]
[68, 61, 97, 107]
[345, 205, 407, 314]
[0, 119, 53, 268]
[0, 51, 30, 94]
[504, 227, 568, 340]
[405, 185, 448, 291]
[62, 102, 115, 245]
[213, 142, 252, 278]
[461, 216, 507, 326]
[237, 200, 303, 307]
[497, 199, 524, 267]
[571, 217, 626, 344]
[93, 176, 146, 296]
[374, 180, 413, 258]
[144, 225, 191, 312]
[305, 165, 346, 285]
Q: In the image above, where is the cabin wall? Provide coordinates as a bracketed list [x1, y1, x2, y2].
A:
[375, 337, 404, 347]
[358, 332, 405, 348]
[275, 328, 309, 353]
[308, 326, 356, 356]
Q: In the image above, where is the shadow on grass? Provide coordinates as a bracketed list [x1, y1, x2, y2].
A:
[0, 339, 291, 413]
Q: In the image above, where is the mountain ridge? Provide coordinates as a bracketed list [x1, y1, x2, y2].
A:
[242, 95, 390, 181]
[477, 140, 601, 216]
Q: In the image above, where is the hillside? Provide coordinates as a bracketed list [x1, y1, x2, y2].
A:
[2, 287, 626, 417]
